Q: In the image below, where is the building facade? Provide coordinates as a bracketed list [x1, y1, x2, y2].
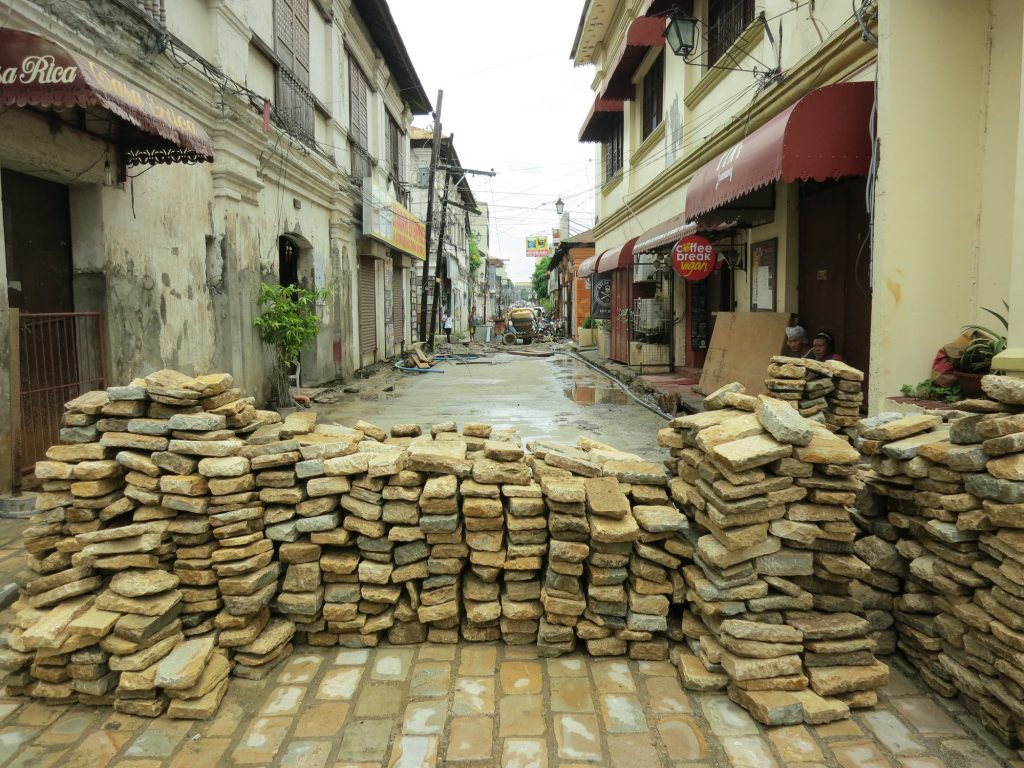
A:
[0, 0, 430, 482]
[573, 0, 1024, 407]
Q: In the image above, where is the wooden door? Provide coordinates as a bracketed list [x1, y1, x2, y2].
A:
[798, 178, 872, 382]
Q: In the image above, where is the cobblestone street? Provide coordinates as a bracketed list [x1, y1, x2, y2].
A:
[0, 488, 1020, 768]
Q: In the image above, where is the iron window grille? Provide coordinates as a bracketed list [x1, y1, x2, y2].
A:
[708, 0, 756, 67]
[642, 53, 664, 141]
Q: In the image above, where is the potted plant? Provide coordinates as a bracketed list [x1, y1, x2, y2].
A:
[956, 301, 1008, 396]
[253, 282, 330, 408]
[577, 315, 595, 347]
[595, 319, 611, 358]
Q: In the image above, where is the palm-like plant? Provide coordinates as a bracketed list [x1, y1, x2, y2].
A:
[959, 301, 1009, 374]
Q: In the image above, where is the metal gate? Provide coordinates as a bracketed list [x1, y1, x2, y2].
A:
[358, 257, 377, 355]
[17, 312, 106, 474]
[393, 266, 405, 346]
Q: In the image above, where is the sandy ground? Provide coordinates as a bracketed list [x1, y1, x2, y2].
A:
[311, 350, 669, 460]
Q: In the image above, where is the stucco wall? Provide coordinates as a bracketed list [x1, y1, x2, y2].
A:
[872, 0, 991, 407]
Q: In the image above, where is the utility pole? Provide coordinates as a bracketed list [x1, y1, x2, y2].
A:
[427, 144, 454, 350]
[418, 89, 443, 343]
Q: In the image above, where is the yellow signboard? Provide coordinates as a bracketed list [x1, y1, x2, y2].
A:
[363, 182, 427, 260]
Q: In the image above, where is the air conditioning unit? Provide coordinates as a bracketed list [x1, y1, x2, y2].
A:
[634, 259, 658, 283]
[636, 298, 665, 332]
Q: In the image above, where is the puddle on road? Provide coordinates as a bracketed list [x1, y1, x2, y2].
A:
[562, 382, 629, 406]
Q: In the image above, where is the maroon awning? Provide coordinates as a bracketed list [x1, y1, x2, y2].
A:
[599, 17, 666, 101]
[578, 97, 624, 143]
[0, 28, 214, 166]
[633, 213, 697, 253]
[684, 82, 874, 219]
[578, 254, 600, 278]
[596, 236, 639, 273]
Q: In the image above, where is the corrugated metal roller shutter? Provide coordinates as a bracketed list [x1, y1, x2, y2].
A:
[392, 266, 405, 345]
[358, 257, 376, 354]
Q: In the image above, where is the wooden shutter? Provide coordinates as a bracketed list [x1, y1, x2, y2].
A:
[392, 266, 405, 345]
[349, 59, 368, 149]
[358, 257, 377, 354]
[274, 0, 309, 84]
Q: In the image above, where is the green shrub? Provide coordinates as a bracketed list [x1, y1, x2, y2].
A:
[253, 282, 330, 404]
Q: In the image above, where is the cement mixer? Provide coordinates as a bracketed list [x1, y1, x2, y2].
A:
[503, 307, 535, 345]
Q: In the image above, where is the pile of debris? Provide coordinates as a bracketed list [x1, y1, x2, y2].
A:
[765, 356, 865, 433]
[663, 379, 888, 726]
[857, 376, 1024, 746]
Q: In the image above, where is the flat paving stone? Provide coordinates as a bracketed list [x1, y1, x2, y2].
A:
[453, 676, 495, 715]
[550, 676, 595, 713]
[656, 715, 708, 761]
[599, 693, 647, 733]
[500, 661, 543, 694]
[499, 693, 546, 737]
[554, 713, 603, 762]
[388, 735, 439, 768]
[410, 662, 451, 697]
[318, 667, 364, 699]
[446, 715, 494, 762]
[500, 737, 547, 768]
[336, 718, 394, 762]
[371, 648, 415, 681]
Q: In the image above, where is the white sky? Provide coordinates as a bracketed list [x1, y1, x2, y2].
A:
[388, 0, 598, 282]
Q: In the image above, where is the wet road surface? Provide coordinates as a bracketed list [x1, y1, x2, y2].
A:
[314, 352, 668, 460]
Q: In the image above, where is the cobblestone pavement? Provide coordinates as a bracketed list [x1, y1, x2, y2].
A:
[0, 513, 1022, 768]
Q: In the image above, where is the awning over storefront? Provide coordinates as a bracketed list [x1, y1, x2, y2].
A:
[595, 236, 639, 273]
[578, 97, 624, 143]
[578, 254, 599, 278]
[633, 213, 698, 253]
[0, 28, 215, 166]
[599, 17, 666, 101]
[684, 81, 874, 219]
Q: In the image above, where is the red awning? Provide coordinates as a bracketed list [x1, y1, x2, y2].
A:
[633, 213, 698, 253]
[599, 17, 666, 101]
[684, 82, 874, 219]
[578, 97, 624, 143]
[595, 236, 639, 273]
[0, 28, 214, 165]
[578, 254, 600, 278]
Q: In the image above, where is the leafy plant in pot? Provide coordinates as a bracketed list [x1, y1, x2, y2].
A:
[956, 301, 1008, 396]
[253, 282, 330, 407]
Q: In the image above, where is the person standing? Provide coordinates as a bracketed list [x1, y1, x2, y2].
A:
[442, 310, 454, 343]
[468, 306, 477, 341]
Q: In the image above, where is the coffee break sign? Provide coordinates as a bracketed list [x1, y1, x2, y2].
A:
[671, 235, 715, 281]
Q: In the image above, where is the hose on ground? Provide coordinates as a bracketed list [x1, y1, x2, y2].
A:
[553, 350, 673, 421]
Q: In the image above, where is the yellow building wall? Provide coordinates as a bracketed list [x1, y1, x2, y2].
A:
[872, 0, 1008, 406]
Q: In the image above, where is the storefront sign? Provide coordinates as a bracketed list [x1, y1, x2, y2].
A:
[0, 29, 214, 163]
[671, 235, 715, 281]
[362, 182, 427, 260]
[525, 235, 550, 259]
[591, 273, 611, 320]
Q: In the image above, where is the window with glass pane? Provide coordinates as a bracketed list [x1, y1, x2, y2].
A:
[642, 53, 663, 141]
[708, 0, 755, 66]
[604, 114, 624, 181]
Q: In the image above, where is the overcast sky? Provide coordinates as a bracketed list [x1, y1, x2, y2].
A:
[388, 0, 598, 282]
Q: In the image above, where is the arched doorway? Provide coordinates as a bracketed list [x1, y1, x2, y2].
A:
[279, 235, 301, 287]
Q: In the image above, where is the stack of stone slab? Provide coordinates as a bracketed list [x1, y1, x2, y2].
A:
[765, 356, 865, 432]
[856, 376, 1024, 746]
[664, 382, 888, 725]
[5, 370, 280, 719]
